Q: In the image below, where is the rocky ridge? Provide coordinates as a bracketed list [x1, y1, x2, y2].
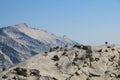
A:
[0, 44, 119, 80]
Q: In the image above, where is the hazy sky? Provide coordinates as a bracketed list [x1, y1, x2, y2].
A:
[0, 0, 120, 45]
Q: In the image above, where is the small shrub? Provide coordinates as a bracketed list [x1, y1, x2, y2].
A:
[62, 52, 67, 56]
[95, 58, 100, 61]
[51, 55, 59, 61]
[85, 46, 92, 54]
[52, 77, 58, 80]
[86, 51, 92, 59]
[2, 67, 6, 71]
[111, 48, 115, 51]
[118, 59, 120, 66]
[117, 74, 120, 78]
[73, 57, 78, 61]
[45, 52, 47, 54]
[118, 51, 120, 53]
[49, 48, 53, 52]
[84, 61, 87, 64]
[2, 75, 7, 79]
[72, 61, 76, 65]
[75, 52, 78, 57]
[64, 48, 68, 51]
[55, 63, 59, 66]
[86, 78, 90, 80]
[73, 45, 81, 49]
[97, 49, 102, 52]
[65, 45, 68, 47]
[30, 69, 40, 76]
[60, 47, 63, 51]
[83, 64, 87, 67]
[105, 71, 109, 74]
[107, 46, 111, 48]
[12, 76, 17, 80]
[109, 55, 115, 62]
[14, 67, 27, 77]
[82, 45, 91, 50]
[86, 49, 92, 54]
[75, 72, 79, 76]
[44, 52, 48, 56]
[105, 49, 108, 52]
[53, 46, 59, 50]
[89, 57, 94, 62]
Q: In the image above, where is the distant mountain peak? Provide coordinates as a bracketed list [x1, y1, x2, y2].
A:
[0, 23, 79, 70]
[14, 23, 28, 28]
[63, 35, 69, 39]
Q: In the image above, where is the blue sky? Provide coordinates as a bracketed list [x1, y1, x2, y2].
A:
[0, 0, 120, 45]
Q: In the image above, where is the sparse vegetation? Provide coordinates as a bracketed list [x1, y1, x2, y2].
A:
[53, 46, 59, 50]
[107, 46, 111, 48]
[30, 69, 40, 76]
[60, 47, 63, 51]
[64, 48, 68, 51]
[55, 63, 59, 66]
[86, 77, 90, 80]
[109, 55, 115, 62]
[75, 72, 79, 76]
[86, 49, 92, 55]
[95, 58, 100, 61]
[65, 45, 68, 47]
[2, 75, 7, 79]
[85, 46, 94, 67]
[75, 52, 78, 58]
[14, 67, 27, 77]
[44, 52, 48, 56]
[12, 76, 17, 80]
[82, 45, 91, 51]
[0, 42, 120, 80]
[62, 51, 67, 56]
[73, 52, 79, 62]
[2, 67, 6, 71]
[51, 55, 59, 61]
[73, 45, 81, 49]
[97, 49, 102, 52]
[89, 57, 94, 62]
[49, 48, 53, 52]
[73, 57, 78, 62]
[105, 49, 108, 52]
[111, 48, 115, 51]
[72, 61, 76, 65]
[117, 74, 120, 78]
[51, 77, 58, 80]
[86, 46, 92, 58]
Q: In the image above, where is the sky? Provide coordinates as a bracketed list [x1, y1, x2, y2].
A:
[0, 0, 120, 45]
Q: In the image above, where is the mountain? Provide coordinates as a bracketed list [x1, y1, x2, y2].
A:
[0, 23, 79, 70]
[0, 44, 119, 80]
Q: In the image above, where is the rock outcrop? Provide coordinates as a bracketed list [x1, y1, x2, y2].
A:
[0, 44, 119, 80]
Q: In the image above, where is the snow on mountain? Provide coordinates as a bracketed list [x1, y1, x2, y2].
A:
[0, 23, 79, 70]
